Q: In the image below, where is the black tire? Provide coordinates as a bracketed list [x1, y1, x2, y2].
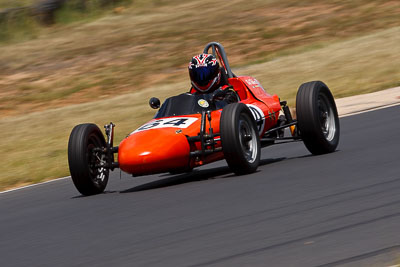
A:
[296, 81, 340, 155]
[68, 123, 109, 195]
[220, 103, 261, 175]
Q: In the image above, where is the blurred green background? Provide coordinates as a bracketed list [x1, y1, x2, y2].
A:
[0, 0, 399, 190]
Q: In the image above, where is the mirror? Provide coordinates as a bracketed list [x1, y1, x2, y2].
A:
[149, 97, 160, 109]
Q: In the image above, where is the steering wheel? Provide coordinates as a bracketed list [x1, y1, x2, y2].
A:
[211, 85, 234, 101]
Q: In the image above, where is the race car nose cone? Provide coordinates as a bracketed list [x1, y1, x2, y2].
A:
[118, 128, 190, 175]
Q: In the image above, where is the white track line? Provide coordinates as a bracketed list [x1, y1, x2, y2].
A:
[0, 176, 70, 194]
[339, 102, 400, 118]
[1, 101, 399, 195]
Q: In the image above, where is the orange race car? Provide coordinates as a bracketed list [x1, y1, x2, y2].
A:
[68, 42, 340, 196]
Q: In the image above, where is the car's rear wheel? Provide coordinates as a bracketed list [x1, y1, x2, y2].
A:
[220, 103, 261, 174]
[296, 81, 340, 154]
[68, 123, 109, 196]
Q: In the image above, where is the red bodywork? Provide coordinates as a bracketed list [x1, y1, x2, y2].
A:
[118, 76, 281, 176]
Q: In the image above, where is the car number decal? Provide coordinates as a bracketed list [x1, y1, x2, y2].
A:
[133, 117, 198, 133]
[246, 104, 265, 135]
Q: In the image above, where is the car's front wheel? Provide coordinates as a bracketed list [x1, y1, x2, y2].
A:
[68, 123, 109, 196]
[220, 103, 261, 175]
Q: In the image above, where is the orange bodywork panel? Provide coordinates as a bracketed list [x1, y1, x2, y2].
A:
[229, 76, 281, 131]
[119, 127, 191, 175]
[118, 113, 223, 175]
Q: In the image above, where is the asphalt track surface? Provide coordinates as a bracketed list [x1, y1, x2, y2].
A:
[1, 105, 399, 267]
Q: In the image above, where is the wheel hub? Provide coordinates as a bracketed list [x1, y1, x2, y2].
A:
[88, 140, 108, 186]
[318, 95, 336, 141]
[238, 117, 257, 163]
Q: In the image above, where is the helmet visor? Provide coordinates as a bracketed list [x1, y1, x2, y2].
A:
[189, 65, 218, 86]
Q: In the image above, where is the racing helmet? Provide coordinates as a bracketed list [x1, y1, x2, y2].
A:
[188, 53, 221, 93]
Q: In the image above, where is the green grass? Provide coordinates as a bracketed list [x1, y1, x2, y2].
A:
[0, 0, 133, 43]
[55, 0, 134, 25]
[0, 8, 41, 42]
[0, 0, 400, 190]
[0, 0, 33, 9]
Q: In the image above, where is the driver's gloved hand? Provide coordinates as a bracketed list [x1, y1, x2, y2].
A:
[211, 87, 227, 101]
[224, 90, 239, 103]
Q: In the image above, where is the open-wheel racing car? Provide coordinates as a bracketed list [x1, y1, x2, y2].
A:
[68, 42, 340, 196]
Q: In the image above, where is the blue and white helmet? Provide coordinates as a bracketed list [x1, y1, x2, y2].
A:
[188, 54, 221, 93]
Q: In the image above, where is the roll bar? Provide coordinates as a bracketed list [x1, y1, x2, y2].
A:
[203, 42, 235, 78]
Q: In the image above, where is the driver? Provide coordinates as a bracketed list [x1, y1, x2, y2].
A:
[188, 53, 238, 103]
